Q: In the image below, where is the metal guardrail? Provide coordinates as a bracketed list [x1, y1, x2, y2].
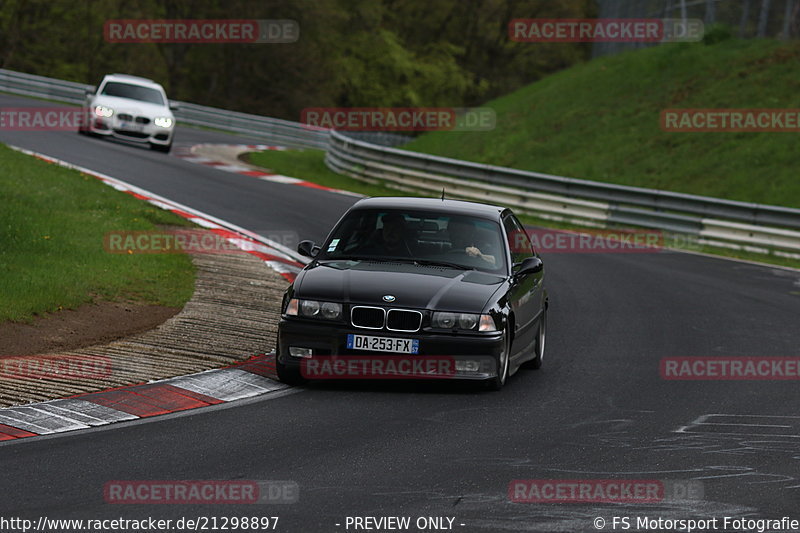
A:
[326, 130, 800, 256]
[0, 69, 87, 104]
[175, 101, 329, 149]
[0, 69, 328, 149]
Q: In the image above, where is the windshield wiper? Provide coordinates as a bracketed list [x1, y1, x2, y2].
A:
[409, 259, 473, 270]
[360, 257, 472, 269]
[324, 255, 414, 262]
[320, 256, 372, 261]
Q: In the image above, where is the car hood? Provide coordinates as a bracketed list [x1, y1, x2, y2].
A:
[91, 95, 172, 118]
[294, 260, 506, 312]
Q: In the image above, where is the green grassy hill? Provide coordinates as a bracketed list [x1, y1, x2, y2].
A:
[405, 38, 800, 208]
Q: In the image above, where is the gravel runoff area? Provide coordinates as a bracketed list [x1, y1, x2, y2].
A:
[0, 251, 288, 408]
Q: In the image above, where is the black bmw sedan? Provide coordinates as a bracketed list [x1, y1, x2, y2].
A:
[275, 197, 548, 390]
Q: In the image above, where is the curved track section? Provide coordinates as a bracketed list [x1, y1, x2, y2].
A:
[2, 94, 800, 531]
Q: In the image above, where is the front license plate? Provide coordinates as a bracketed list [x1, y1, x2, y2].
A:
[120, 121, 142, 132]
[347, 334, 419, 354]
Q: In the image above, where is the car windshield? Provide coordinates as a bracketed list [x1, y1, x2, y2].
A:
[318, 209, 507, 274]
[101, 82, 165, 105]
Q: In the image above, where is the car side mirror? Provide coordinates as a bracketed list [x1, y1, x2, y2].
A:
[297, 240, 320, 258]
[85, 86, 96, 96]
[169, 101, 180, 112]
[513, 256, 543, 278]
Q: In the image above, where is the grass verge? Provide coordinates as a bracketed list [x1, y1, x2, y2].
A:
[405, 38, 800, 209]
[0, 144, 195, 323]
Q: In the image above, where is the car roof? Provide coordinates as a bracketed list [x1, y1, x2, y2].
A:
[350, 197, 507, 219]
[102, 74, 163, 89]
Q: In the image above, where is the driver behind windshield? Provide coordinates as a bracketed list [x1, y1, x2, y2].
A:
[362, 212, 414, 257]
[448, 218, 496, 266]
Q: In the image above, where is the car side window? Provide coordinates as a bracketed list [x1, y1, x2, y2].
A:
[502, 214, 534, 265]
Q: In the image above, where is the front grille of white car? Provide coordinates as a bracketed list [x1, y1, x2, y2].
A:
[117, 113, 151, 125]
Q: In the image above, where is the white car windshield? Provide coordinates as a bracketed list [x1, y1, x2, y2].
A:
[101, 82, 165, 105]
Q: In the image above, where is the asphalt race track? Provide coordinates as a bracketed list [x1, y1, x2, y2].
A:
[2, 94, 800, 531]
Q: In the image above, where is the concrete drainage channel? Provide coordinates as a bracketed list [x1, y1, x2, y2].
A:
[0, 147, 306, 442]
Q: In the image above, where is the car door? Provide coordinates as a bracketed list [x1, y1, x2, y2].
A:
[502, 213, 542, 357]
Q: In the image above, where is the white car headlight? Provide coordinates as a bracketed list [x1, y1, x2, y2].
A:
[94, 106, 113, 117]
[154, 117, 173, 128]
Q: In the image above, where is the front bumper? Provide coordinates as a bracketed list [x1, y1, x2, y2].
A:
[277, 318, 504, 381]
[88, 117, 173, 145]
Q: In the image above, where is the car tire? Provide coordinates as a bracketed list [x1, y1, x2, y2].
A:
[487, 327, 511, 391]
[276, 353, 305, 386]
[150, 142, 172, 153]
[523, 307, 547, 370]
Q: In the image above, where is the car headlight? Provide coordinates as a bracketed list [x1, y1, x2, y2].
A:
[320, 301, 342, 319]
[285, 298, 341, 320]
[154, 117, 173, 128]
[432, 312, 495, 331]
[94, 106, 113, 117]
[459, 313, 478, 330]
[300, 299, 320, 316]
[432, 312, 457, 329]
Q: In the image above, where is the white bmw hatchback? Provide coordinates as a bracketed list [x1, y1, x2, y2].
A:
[79, 74, 177, 153]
